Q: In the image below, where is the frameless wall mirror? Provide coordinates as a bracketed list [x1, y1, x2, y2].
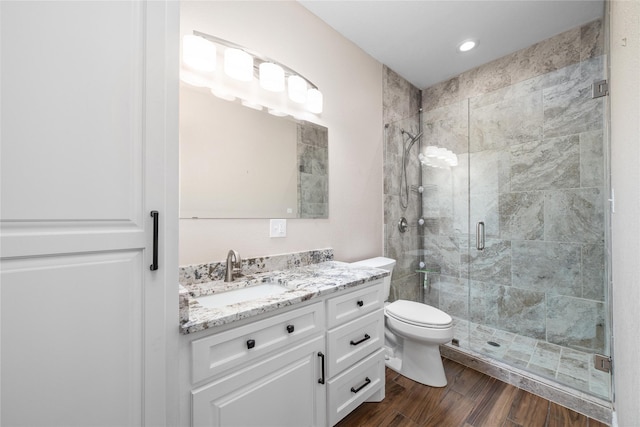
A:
[179, 83, 329, 219]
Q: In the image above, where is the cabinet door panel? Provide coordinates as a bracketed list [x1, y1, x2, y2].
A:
[192, 336, 325, 427]
[1, 252, 143, 426]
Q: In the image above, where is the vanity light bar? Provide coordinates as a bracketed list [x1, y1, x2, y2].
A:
[192, 31, 320, 91]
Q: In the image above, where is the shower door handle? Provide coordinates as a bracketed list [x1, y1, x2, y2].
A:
[476, 221, 485, 251]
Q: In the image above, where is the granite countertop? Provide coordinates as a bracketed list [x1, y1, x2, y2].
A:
[179, 261, 389, 335]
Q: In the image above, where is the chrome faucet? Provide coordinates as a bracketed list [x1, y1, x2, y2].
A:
[225, 250, 242, 282]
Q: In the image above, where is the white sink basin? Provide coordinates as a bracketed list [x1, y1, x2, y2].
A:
[196, 284, 288, 309]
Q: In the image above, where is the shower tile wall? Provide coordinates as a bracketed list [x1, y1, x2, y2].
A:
[382, 66, 422, 302]
[297, 121, 328, 218]
[421, 20, 606, 355]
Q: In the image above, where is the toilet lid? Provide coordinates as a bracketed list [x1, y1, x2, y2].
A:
[385, 300, 453, 329]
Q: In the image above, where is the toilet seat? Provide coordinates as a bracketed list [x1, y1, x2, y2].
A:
[385, 300, 452, 329]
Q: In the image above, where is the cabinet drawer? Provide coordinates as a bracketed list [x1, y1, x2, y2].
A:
[326, 281, 384, 328]
[327, 348, 385, 426]
[327, 309, 384, 378]
[192, 302, 324, 383]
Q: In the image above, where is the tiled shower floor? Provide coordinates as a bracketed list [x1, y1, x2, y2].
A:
[450, 318, 611, 400]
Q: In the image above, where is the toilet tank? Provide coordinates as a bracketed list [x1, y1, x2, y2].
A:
[350, 257, 396, 301]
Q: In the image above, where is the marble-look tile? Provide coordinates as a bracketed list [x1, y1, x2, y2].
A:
[582, 244, 606, 301]
[543, 62, 604, 139]
[383, 65, 421, 124]
[511, 27, 581, 85]
[512, 240, 581, 296]
[580, 130, 604, 188]
[422, 100, 469, 154]
[558, 347, 590, 380]
[422, 76, 461, 113]
[489, 285, 546, 339]
[300, 173, 327, 204]
[469, 280, 501, 325]
[470, 63, 578, 110]
[297, 121, 328, 149]
[459, 53, 513, 101]
[462, 238, 511, 285]
[470, 149, 511, 195]
[470, 91, 543, 152]
[499, 191, 545, 240]
[531, 342, 562, 370]
[391, 272, 421, 303]
[547, 295, 605, 352]
[511, 135, 580, 191]
[580, 19, 604, 62]
[589, 365, 611, 398]
[438, 276, 469, 319]
[300, 202, 327, 219]
[423, 234, 461, 277]
[544, 188, 604, 244]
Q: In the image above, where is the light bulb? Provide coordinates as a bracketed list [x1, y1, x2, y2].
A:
[259, 62, 285, 92]
[288, 75, 307, 103]
[182, 35, 216, 72]
[224, 48, 253, 81]
[306, 88, 323, 113]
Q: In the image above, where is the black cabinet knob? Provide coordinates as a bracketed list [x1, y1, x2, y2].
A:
[286, 324, 295, 333]
[246, 339, 255, 349]
[357, 300, 364, 307]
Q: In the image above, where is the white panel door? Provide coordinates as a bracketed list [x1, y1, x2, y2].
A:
[0, 1, 178, 426]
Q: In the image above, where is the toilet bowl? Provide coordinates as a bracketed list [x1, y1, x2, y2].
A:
[350, 257, 453, 387]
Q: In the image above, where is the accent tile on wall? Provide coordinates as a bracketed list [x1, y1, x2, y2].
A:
[511, 135, 581, 191]
[512, 240, 581, 296]
[544, 188, 604, 243]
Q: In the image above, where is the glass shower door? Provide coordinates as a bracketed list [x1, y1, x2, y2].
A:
[466, 54, 611, 399]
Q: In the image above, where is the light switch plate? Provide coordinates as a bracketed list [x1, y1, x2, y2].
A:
[270, 219, 287, 238]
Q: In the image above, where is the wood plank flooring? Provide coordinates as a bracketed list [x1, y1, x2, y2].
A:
[336, 359, 609, 427]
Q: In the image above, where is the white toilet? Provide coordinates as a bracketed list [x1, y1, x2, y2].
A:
[351, 257, 453, 387]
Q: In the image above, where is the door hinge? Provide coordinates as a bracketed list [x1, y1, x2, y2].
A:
[594, 354, 612, 373]
[592, 80, 609, 98]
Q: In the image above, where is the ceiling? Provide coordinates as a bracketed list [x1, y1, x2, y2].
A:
[298, 0, 605, 89]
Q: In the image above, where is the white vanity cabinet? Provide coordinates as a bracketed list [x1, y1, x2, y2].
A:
[185, 279, 386, 427]
[325, 282, 386, 426]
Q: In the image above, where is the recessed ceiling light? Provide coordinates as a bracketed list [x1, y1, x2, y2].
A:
[458, 39, 477, 52]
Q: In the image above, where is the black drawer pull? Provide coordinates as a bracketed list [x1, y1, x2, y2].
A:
[318, 352, 325, 384]
[246, 339, 255, 349]
[356, 300, 364, 307]
[286, 324, 295, 333]
[351, 377, 371, 394]
[350, 334, 371, 346]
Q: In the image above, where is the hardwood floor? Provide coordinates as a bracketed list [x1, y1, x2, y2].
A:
[336, 359, 609, 427]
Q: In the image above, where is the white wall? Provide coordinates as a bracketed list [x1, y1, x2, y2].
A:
[610, 0, 640, 425]
[179, 1, 383, 265]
